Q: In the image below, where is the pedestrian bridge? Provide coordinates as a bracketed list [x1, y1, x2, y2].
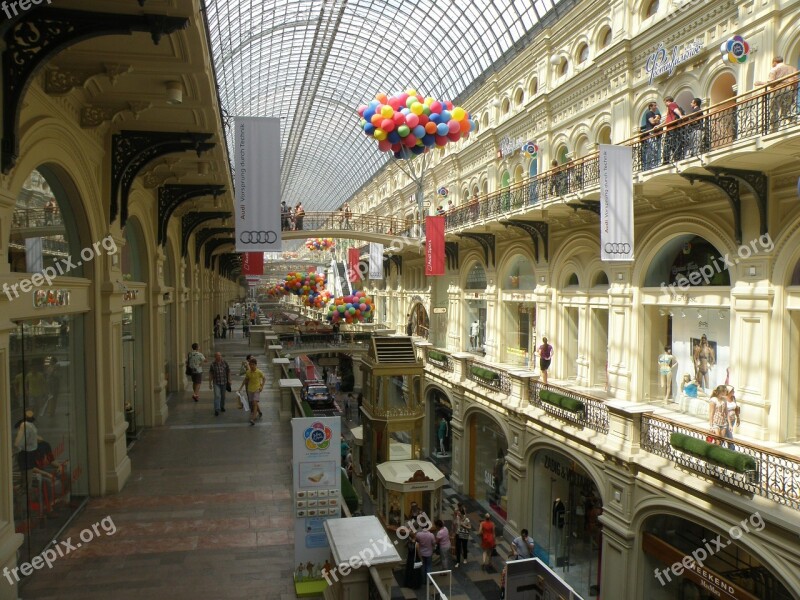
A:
[281, 212, 423, 249]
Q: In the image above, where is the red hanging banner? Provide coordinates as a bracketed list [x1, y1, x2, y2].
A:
[241, 252, 263, 275]
[348, 247, 361, 282]
[425, 216, 445, 276]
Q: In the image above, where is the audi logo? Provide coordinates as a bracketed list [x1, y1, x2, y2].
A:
[239, 231, 278, 244]
[604, 242, 631, 254]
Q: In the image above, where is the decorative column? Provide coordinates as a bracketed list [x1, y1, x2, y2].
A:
[608, 265, 633, 400]
[503, 416, 527, 538]
[448, 387, 466, 492]
[148, 248, 168, 425]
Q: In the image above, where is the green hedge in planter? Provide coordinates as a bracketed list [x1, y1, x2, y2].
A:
[301, 400, 314, 417]
[428, 351, 446, 362]
[470, 366, 499, 381]
[538, 389, 585, 414]
[669, 433, 757, 474]
[341, 472, 359, 513]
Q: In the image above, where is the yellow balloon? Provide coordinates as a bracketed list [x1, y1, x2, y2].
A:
[373, 128, 387, 141]
[381, 105, 394, 118]
[406, 88, 418, 96]
[411, 102, 424, 115]
[451, 107, 466, 120]
[424, 97, 434, 106]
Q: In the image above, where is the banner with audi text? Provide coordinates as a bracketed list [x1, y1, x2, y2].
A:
[425, 216, 445, 276]
[241, 252, 263, 276]
[599, 144, 633, 262]
[234, 117, 281, 252]
[348, 247, 361, 283]
[369, 243, 384, 280]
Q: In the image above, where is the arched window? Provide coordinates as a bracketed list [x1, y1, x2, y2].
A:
[645, 0, 659, 18]
[514, 89, 524, 106]
[465, 263, 488, 290]
[501, 98, 510, 116]
[558, 58, 569, 77]
[556, 145, 570, 164]
[593, 271, 609, 287]
[599, 27, 612, 49]
[597, 125, 612, 145]
[529, 78, 539, 96]
[577, 43, 589, 64]
[644, 235, 731, 287]
[481, 113, 489, 129]
[567, 273, 580, 287]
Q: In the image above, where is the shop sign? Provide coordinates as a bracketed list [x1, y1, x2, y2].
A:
[542, 453, 594, 489]
[317, 357, 339, 366]
[33, 289, 69, 308]
[645, 39, 703, 85]
[123, 289, 139, 302]
[407, 482, 436, 491]
[642, 533, 759, 600]
[498, 135, 524, 159]
[432, 307, 447, 314]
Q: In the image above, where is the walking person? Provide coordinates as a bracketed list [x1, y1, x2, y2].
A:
[537, 337, 554, 385]
[510, 528, 534, 560]
[239, 358, 264, 425]
[208, 352, 230, 416]
[724, 385, 740, 450]
[434, 519, 452, 570]
[479, 513, 496, 571]
[454, 508, 471, 567]
[404, 531, 421, 589]
[708, 384, 729, 443]
[221, 317, 228, 339]
[186, 343, 206, 402]
[415, 523, 436, 579]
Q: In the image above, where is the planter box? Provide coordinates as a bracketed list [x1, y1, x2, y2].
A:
[538, 389, 585, 414]
[669, 433, 758, 474]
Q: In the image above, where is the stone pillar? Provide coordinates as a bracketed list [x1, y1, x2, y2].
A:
[503, 419, 528, 538]
[448, 387, 466, 492]
[608, 265, 633, 400]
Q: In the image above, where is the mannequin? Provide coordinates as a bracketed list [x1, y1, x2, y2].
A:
[437, 417, 448, 454]
[470, 320, 480, 349]
[657, 346, 678, 402]
[693, 335, 715, 391]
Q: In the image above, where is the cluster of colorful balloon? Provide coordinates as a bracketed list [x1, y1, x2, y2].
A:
[358, 89, 475, 159]
[282, 271, 326, 297]
[263, 283, 289, 299]
[326, 291, 373, 324]
[305, 237, 336, 251]
[522, 141, 539, 158]
[305, 289, 331, 308]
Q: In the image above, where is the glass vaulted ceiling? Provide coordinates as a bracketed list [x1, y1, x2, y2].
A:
[205, 0, 566, 212]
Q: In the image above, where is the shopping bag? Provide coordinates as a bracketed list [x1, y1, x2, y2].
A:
[238, 391, 250, 412]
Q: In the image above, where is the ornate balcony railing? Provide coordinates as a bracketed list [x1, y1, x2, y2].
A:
[467, 362, 511, 394]
[277, 332, 373, 349]
[426, 349, 453, 372]
[365, 403, 424, 419]
[641, 414, 800, 510]
[529, 381, 610, 434]
[12, 207, 64, 228]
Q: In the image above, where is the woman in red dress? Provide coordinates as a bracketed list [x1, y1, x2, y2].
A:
[479, 513, 495, 571]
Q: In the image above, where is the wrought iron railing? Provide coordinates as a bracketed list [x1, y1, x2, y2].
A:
[12, 207, 64, 228]
[426, 349, 453, 372]
[641, 414, 800, 510]
[365, 403, 424, 419]
[277, 332, 373, 348]
[467, 362, 511, 394]
[529, 381, 610, 434]
[280, 211, 421, 236]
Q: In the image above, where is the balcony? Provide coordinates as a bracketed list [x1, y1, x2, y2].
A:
[466, 361, 511, 394]
[425, 349, 453, 372]
[529, 381, 609, 434]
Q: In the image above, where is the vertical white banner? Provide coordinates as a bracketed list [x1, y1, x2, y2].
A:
[599, 144, 634, 261]
[25, 237, 43, 273]
[292, 417, 341, 589]
[369, 243, 384, 280]
[235, 117, 282, 252]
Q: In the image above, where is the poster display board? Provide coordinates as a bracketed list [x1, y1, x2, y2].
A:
[506, 557, 584, 600]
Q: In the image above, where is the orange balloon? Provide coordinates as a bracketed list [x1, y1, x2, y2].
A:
[371, 113, 382, 127]
[376, 93, 388, 104]
[459, 119, 470, 133]
[425, 121, 438, 134]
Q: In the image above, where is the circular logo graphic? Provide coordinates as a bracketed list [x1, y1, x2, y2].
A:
[720, 35, 750, 64]
[239, 231, 278, 244]
[604, 242, 631, 254]
[303, 421, 333, 450]
[438, 186, 449, 197]
[522, 141, 539, 157]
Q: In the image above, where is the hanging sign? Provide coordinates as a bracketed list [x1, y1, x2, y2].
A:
[644, 40, 703, 85]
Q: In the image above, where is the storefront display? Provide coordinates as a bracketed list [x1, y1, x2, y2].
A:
[469, 412, 508, 517]
[9, 315, 88, 565]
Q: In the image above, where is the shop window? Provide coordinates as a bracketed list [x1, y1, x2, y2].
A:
[577, 43, 589, 64]
[469, 412, 508, 517]
[644, 235, 731, 287]
[505, 255, 536, 290]
[465, 263, 488, 290]
[10, 315, 88, 564]
[9, 168, 82, 276]
[645, 0, 659, 18]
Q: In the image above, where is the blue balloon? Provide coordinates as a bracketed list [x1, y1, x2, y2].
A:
[436, 122, 449, 136]
[364, 123, 375, 135]
[412, 125, 425, 138]
[388, 130, 401, 143]
[422, 134, 436, 146]
[363, 108, 375, 121]
[368, 100, 380, 109]
[401, 108, 411, 115]
[440, 110, 451, 122]
[429, 113, 441, 124]
[411, 145, 425, 154]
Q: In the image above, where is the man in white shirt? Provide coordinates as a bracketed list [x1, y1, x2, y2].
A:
[756, 56, 799, 131]
[511, 529, 534, 560]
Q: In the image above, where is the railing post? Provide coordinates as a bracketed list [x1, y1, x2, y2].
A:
[605, 400, 654, 456]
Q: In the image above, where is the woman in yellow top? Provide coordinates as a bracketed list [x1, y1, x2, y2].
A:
[239, 358, 265, 425]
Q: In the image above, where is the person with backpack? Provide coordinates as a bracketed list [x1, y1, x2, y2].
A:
[186, 343, 206, 402]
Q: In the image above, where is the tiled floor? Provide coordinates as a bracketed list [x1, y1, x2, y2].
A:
[19, 335, 508, 599]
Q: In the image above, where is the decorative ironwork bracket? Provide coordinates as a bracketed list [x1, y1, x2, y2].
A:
[705, 167, 768, 239]
[1, 8, 188, 173]
[502, 220, 549, 262]
[383, 255, 403, 278]
[158, 184, 225, 247]
[181, 211, 230, 257]
[456, 232, 495, 267]
[445, 241, 459, 271]
[195, 227, 234, 262]
[203, 237, 235, 269]
[681, 173, 742, 244]
[218, 253, 241, 278]
[567, 200, 601, 216]
[111, 130, 215, 225]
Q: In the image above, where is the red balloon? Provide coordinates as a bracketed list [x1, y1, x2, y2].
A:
[398, 93, 409, 106]
[376, 93, 388, 104]
[418, 114, 429, 126]
[388, 97, 403, 110]
[403, 134, 417, 147]
[447, 119, 460, 133]
[357, 105, 367, 116]
[416, 95, 423, 103]
[434, 134, 449, 145]
[406, 113, 419, 128]
[445, 100, 454, 110]
[393, 112, 406, 125]
[378, 139, 392, 151]
[448, 131, 461, 142]
[381, 118, 396, 132]
[430, 101, 442, 113]
[391, 142, 402, 152]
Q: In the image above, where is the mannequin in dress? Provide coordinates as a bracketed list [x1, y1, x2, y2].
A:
[470, 320, 480, 349]
[657, 346, 678, 402]
[693, 335, 715, 391]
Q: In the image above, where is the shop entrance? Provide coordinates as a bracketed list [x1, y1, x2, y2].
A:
[468, 411, 509, 519]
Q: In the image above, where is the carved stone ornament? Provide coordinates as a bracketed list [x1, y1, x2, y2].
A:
[404, 469, 434, 483]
